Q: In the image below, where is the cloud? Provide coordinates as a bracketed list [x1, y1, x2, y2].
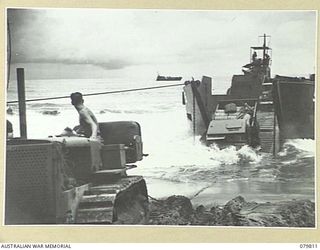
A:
[7, 9, 316, 77]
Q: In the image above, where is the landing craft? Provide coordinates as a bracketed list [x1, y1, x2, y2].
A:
[182, 34, 315, 154]
[156, 74, 183, 81]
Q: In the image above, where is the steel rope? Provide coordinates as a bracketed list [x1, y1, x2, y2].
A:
[7, 82, 185, 104]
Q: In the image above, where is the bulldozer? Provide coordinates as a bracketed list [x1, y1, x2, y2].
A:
[5, 121, 149, 224]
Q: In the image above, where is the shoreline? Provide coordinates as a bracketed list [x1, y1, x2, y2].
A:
[143, 177, 315, 208]
[147, 195, 315, 227]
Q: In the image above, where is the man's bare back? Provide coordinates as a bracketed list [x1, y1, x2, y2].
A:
[70, 92, 100, 140]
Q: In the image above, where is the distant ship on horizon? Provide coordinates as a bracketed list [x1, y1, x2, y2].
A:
[156, 74, 182, 81]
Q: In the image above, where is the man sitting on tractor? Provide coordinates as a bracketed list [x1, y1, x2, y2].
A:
[70, 92, 102, 141]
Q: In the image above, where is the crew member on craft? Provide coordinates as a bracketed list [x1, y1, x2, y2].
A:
[263, 53, 270, 66]
[238, 103, 253, 121]
[243, 103, 253, 127]
[237, 103, 254, 145]
[252, 51, 257, 62]
[70, 92, 101, 140]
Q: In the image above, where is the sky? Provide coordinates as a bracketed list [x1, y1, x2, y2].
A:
[7, 9, 317, 80]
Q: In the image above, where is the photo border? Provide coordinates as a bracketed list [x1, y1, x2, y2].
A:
[0, 0, 319, 243]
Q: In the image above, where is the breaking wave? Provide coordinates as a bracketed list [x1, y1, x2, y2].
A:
[136, 137, 262, 183]
[28, 102, 63, 108]
[278, 139, 315, 158]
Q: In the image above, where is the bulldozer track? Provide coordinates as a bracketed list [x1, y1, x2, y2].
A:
[76, 175, 148, 224]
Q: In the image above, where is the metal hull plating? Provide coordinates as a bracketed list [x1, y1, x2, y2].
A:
[273, 77, 315, 140]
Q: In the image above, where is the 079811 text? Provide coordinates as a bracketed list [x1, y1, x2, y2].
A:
[300, 244, 318, 249]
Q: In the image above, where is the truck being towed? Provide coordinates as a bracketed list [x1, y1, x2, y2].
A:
[205, 99, 260, 149]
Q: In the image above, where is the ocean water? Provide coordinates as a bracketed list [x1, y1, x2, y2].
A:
[6, 77, 315, 206]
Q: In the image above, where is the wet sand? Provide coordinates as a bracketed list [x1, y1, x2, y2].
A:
[145, 176, 315, 208]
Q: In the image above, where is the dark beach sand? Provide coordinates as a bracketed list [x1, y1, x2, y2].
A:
[145, 176, 315, 227]
[148, 195, 315, 227]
